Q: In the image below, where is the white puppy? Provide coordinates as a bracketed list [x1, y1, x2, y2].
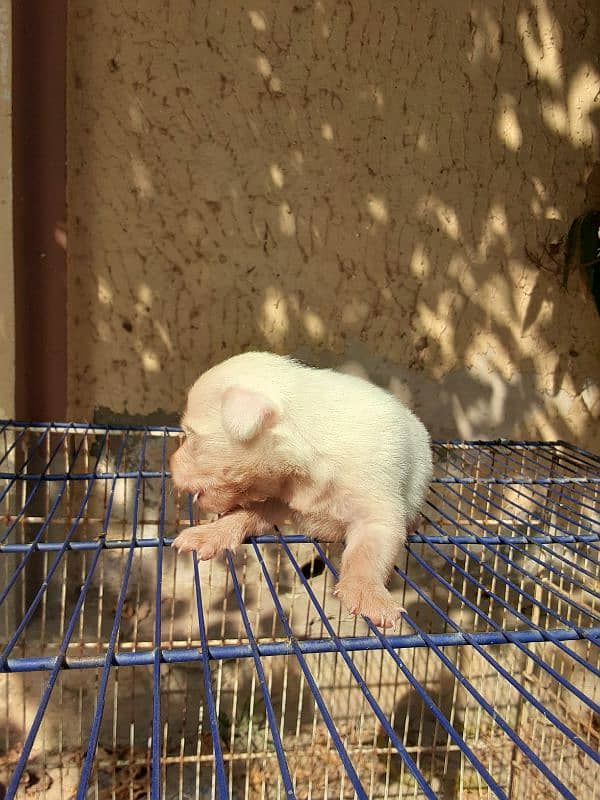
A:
[171, 352, 432, 628]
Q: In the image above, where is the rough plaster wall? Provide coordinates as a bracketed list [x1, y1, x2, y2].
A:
[68, 1, 600, 446]
[0, 0, 13, 419]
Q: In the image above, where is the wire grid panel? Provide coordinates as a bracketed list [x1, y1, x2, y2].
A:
[0, 422, 599, 800]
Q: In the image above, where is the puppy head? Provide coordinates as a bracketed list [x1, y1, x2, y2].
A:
[170, 380, 281, 514]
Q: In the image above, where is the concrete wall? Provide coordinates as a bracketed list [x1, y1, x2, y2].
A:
[67, 1, 600, 447]
[0, 0, 13, 419]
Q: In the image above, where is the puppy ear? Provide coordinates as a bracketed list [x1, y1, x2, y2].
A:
[221, 386, 278, 442]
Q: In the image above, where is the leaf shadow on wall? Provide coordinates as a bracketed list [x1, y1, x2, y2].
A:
[68, 1, 600, 446]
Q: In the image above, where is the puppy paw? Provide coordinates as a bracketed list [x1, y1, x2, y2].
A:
[335, 578, 404, 629]
[172, 526, 223, 560]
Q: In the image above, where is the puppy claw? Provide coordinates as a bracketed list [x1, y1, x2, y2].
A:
[336, 579, 402, 630]
[384, 613, 402, 632]
[172, 528, 221, 560]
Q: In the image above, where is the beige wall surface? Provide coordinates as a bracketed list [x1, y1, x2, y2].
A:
[67, 1, 600, 446]
[0, 0, 13, 420]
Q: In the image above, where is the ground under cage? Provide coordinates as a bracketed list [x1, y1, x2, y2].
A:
[0, 423, 598, 800]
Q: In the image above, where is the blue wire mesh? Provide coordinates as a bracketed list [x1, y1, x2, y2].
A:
[0, 421, 598, 799]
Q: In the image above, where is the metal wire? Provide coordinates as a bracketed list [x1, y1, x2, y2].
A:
[0, 422, 598, 799]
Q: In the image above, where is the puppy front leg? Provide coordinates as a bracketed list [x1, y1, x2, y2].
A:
[336, 515, 406, 629]
[172, 500, 288, 560]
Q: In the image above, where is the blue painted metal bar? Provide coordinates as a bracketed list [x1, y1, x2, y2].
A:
[3, 431, 109, 798]
[477, 440, 600, 504]
[475, 442, 592, 474]
[442, 448, 600, 565]
[5, 541, 106, 800]
[465, 450, 599, 528]
[420, 510, 600, 677]
[190, 551, 229, 798]
[75, 431, 147, 800]
[558, 439, 600, 464]
[0, 426, 90, 659]
[391, 559, 586, 798]
[151, 430, 168, 800]
[1, 530, 598, 554]
[0, 424, 593, 457]
[187, 498, 229, 799]
[446, 451, 600, 571]
[0, 422, 30, 467]
[277, 538, 439, 799]
[407, 531, 599, 545]
[404, 543, 600, 718]
[534, 540, 600, 581]
[505, 539, 600, 600]
[431, 438, 576, 447]
[434, 476, 600, 485]
[1, 425, 598, 798]
[433, 446, 590, 521]
[444, 442, 600, 527]
[454, 545, 600, 675]
[476, 535, 599, 627]
[503, 439, 600, 476]
[450, 500, 600, 597]
[429, 480, 600, 599]
[275, 538, 596, 720]
[0, 423, 52, 474]
[0, 423, 578, 446]
[457, 436, 598, 483]
[426, 489, 600, 625]
[402, 624, 578, 799]
[431, 468, 600, 536]
[310, 542, 508, 798]
[251, 540, 371, 799]
[3, 470, 599, 485]
[418, 534, 600, 681]
[0, 424, 70, 539]
[224, 550, 297, 799]
[0, 419, 183, 433]
[0, 470, 169, 480]
[3, 624, 599, 674]
[564, 540, 600, 567]
[0, 425, 52, 492]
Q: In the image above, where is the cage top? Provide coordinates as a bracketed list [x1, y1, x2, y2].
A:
[0, 422, 599, 800]
[2, 416, 598, 446]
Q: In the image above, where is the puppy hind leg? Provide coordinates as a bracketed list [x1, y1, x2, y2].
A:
[335, 513, 406, 629]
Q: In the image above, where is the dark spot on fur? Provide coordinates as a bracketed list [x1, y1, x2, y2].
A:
[300, 558, 325, 580]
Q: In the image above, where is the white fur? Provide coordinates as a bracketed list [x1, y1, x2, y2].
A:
[171, 352, 433, 628]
